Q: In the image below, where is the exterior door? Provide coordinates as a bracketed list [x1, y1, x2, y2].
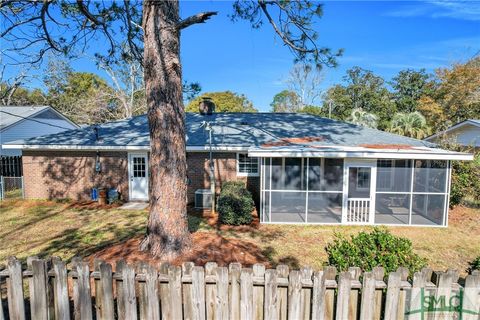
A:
[343, 160, 376, 224]
[128, 153, 149, 201]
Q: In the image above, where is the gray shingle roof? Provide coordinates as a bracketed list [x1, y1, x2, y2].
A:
[0, 106, 50, 130]
[6, 112, 436, 149]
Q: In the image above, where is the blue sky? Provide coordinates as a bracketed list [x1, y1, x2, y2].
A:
[8, 1, 480, 112]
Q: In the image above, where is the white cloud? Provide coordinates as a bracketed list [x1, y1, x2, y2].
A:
[384, 0, 480, 21]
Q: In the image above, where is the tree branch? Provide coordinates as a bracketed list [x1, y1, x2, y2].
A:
[177, 11, 218, 30]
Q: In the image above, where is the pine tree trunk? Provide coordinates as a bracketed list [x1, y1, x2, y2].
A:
[140, 0, 191, 259]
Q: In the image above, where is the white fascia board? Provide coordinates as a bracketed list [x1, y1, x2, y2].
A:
[2, 144, 250, 152]
[248, 148, 474, 161]
[2, 144, 150, 151]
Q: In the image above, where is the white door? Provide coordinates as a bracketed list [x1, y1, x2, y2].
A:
[128, 153, 149, 201]
[343, 160, 376, 224]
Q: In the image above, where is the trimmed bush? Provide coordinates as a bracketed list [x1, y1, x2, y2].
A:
[217, 181, 254, 225]
[325, 228, 427, 276]
[467, 256, 480, 274]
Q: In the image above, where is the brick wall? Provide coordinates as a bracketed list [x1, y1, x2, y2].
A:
[22, 151, 260, 204]
[186, 152, 260, 205]
[22, 151, 129, 201]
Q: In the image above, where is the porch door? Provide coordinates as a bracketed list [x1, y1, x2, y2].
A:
[343, 161, 376, 224]
[128, 153, 149, 201]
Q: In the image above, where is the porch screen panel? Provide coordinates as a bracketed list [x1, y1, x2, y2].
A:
[262, 157, 343, 223]
[307, 193, 342, 223]
[411, 160, 448, 226]
[414, 160, 447, 193]
[307, 158, 343, 223]
[375, 160, 412, 225]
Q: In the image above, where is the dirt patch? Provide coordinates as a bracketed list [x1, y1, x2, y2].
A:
[87, 232, 270, 269]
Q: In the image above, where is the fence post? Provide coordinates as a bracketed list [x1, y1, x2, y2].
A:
[205, 262, 218, 320]
[7, 257, 25, 320]
[301, 266, 313, 320]
[75, 261, 93, 320]
[192, 266, 206, 320]
[348, 267, 361, 320]
[169, 265, 183, 320]
[373, 267, 385, 320]
[288, 270, 302, 320]
[215, 266, 229, 320]
[360, 272, 376, 320]
[396, 267, 409, 320]
[433, 271, 454, 320]
[93, 260, 104, 320]
[122, 263, 137, 320]
[229, 263, 242, 320]
[408, 271, 426, 320]
[115, 260, 126, 320]
[276, 265, 289, 320]
[384, 271, 401, 320]
[462, 274, 480, 320]
[311, 270, 326, 320]
[182, 262, 195, 320]
[336, 271, 352, 320]
[52, 259, 70, 320]
[252, 264, 265, 320]
[158, 262, 170, 320]
[29, 259, 48, 320]
[144, 264, 160, 320]
[99, 262, 114, 320]
[323, 266, 337, 320]
[264, 269, 278, 320]
[240, 268, 254, 320]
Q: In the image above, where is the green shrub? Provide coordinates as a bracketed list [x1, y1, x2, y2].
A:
[217, 181, 254, 225]
[467, 256, 480, 274]
[325, 228, 427, 276]
[437, 142, 480, 207]
[450, 152, 480, 207]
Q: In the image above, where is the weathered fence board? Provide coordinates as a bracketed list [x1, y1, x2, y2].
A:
[0, 257, 479, 320]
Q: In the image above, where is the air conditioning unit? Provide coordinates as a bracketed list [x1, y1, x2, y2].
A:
[195, 189, 212, 209]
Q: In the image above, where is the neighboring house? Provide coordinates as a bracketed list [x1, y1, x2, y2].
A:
[3, 105, 472, 227]
[424, 119, 480, 149]
[0, 106, 78, 157]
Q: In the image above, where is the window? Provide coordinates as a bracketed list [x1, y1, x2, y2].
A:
[237, 153, 259, 176]
[133, 157, 146, 177]
[356, 168, 370, 190]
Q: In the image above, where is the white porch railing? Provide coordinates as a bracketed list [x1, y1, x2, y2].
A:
[346, 198, 370, 223]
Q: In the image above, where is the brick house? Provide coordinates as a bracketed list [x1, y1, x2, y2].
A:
[4, 109, 472, 227]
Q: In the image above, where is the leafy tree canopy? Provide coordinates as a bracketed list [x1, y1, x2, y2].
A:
[270, 90, 301, 112]
[185, 91, 257, 113]
[390, 69, 435, 113]
[434, 56, 480, 124]
[322, 66, 394, 129]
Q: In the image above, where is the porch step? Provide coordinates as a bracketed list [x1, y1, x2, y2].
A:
[119, 202, 148, 210]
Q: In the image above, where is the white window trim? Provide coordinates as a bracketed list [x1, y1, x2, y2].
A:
[236, 153, 260, 177]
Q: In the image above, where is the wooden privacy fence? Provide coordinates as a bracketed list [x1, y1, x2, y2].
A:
[0, 257, 479, 320]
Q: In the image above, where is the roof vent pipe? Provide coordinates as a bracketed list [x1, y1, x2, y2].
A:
[93, 126, 99, 141]
[199, 97, 215, 115]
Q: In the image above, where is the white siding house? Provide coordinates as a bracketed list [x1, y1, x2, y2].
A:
[0, 106, 78, 156]
[424, 119, 480, 149]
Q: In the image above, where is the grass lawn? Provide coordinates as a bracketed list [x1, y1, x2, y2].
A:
[0, 199, 479, 274]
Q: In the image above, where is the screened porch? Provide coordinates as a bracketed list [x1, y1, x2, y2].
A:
[259, 157, 451, 226]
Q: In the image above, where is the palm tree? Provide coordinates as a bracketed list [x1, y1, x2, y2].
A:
[388, 111, 432, 139]
[347, 107, 378, 129]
